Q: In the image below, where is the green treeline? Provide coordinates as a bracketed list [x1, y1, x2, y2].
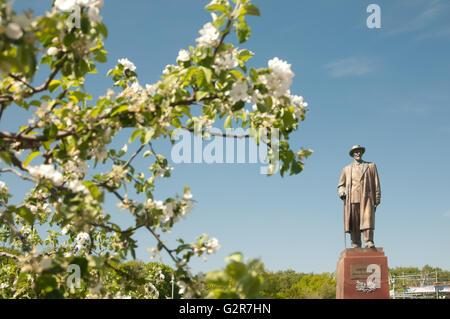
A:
[259, 265, 450, 299]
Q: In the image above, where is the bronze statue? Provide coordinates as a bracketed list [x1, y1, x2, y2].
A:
[337, 145, 381, 248]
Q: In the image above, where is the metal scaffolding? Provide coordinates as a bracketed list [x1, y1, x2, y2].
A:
[389, 271, 450, 299]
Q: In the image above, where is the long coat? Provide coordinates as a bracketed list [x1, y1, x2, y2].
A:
[337, 161, 381, 233]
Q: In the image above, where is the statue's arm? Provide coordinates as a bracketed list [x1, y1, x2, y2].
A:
[373, 164, 381, 206]
[337, 168, 347, 199]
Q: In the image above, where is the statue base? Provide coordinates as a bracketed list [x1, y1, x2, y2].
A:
[336, 248, 390, 299]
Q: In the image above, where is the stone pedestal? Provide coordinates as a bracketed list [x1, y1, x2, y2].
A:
[336, 248, 390, 299]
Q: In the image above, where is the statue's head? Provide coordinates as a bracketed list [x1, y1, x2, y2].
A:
[349, 145, 365, 161]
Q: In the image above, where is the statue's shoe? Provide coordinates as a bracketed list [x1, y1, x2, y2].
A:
[351, 242, 361, 248]
[365, 241, 375, 248]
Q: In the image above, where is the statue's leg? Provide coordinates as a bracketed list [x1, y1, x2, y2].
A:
[363, 229, 374, 248]
[350, 203, 361, 248]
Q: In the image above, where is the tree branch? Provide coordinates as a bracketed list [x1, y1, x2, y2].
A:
[181, 125, 250, 139]
[0, 64, 63, 103]
[0, 168, 36, 183]
[0, 251, 20, 261]
[122, 144, 145, 170]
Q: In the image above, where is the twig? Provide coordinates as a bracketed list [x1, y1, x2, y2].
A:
[0, 251, 20, 261]
[181, 125, 250, 139]
[122, 144, 145, 170]
[212, 19, 233, 61]
[0, 168, 36, 183]
[0, 63, 64, 103]
[145, 226, 179, 265]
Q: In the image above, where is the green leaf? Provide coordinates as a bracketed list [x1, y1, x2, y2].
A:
[97, 22, 108, 38]
[129, 129, 143, 143]
[205, 4, 229, 13]
[111, 105, 129, 116]
[35, 274, 58, 295]
[225, 252, 243, 263]
[23, 151, 40, 168]
[224, 115, 232, 129]
[205, 270, 229, 285]
[171, 117, 182, 129]
[282, 109, 295, 127]
[230, 69, 245, 80]
[225, 261, 247, 280]
[17, 207, 35, 224]
[63, 33, 77, 48]
[243, 3, 260, 16]
[290, 159, 303, 175]
[238, 49, 254, 62]
[236, 21, 251, 43]
[231, 100, 245, 112]
[94, 54, 107, 63]
[202, 67, 212, 84]
[196, 68, 205, 87]
[48, 80, 61, 93]
[81, 17, 90, 34]
[195, 91, 209, 101]
[140, 129, 154, 145]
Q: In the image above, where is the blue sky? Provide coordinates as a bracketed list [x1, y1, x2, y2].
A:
[4, 0, 450, 274]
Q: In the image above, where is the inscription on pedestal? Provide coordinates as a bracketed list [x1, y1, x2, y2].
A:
[350, 264, 380, 280]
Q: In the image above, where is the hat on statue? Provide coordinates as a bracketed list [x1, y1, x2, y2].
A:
[349, 145, 366, 157]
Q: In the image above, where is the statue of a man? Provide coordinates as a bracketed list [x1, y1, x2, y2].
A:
[337, 145, 381, 248]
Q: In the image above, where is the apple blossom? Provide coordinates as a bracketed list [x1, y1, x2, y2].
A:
[176, 49, 190, 62]
[206, 237, 220, 254]
[117, 58, 136, 72]
[47, 47, 59, 56]
[54, 0, 78, 12]
[196, 22, 219, 47]
[75, 232, 90, 250]
[229, 81, 249, 103]
[28, 164, 64, 187]
[5, 22, 23, 40]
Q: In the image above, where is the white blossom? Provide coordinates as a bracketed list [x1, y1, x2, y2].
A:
[206, 237, 220, 254]
[161, 202, 175, 222]
[262, 57, 295, 97]
[289, 94, 308, 119]
[213, 50, 238, 73]
[61, 225, 70, 235]
[94, 144, 108, 160]
[176, 49, 190, 62]
[47, 47, 59, 56]
[28, 164, 64, 186]
[68, 179, 88, 193]
[196, 22, 219, 47]
[0, 181, 6, 190]
[75, 232, 90, 250]
[118, 58, 136, 72]
[88, 6, 102, 23]
[54, 0, 78, 12]
[145, 84, 157, 96]
[229, 81, 248, 103]
[5, 23, 23, 40]
[130, 81, 141, 93]
[180, 203, 194, 220]
[177, 280, 189, 296]
[12, 15, 31, 29]
[183, 189, 193, 200]
[35, 101, 52, 119]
